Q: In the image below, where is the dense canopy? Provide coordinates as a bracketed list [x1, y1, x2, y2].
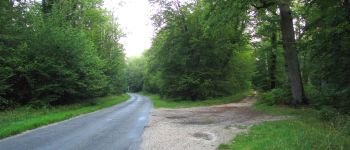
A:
[140, 0, 350, 113]
[0, 0, 349, 114]
[0, 0, 126, 108]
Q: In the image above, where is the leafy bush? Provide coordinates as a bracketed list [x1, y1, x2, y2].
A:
[29, 99, 51, 109]
[320, 86, 350, 114]
[319, 106, 339, 122]
[344, 117, 350, 135]
[0, 97, 14, 110]
[258, 88, 292, 105]
[87, 101, 99, 106]
[304, 84, 350, 114]
[304, 84, 322, 105]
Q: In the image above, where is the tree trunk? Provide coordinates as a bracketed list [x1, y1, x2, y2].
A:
[269, 31, 277, 89]
[278, 1, 308, 105]
[344, 0, 350, 20]
[42, 0, 56, 14]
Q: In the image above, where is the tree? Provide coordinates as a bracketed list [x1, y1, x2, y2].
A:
[126, 57, 146, 92]
[299, 0, 350, 112]
[251, 6, 287, 91]
[278, 0, 307, 105]
[145, 0, 254, 100]
[0, 0, 126, 108]
[251, 0, 308, 105]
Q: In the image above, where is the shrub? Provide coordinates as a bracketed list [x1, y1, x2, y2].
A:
[345, 117, 350, 135]
[29, 100, 51, 109]
[258, 88, 292, 105]
[304, 84, 322, 106]
[0, 96, 14, 110]
[86, 99, 99, 106]
[319, 106, 339, 122]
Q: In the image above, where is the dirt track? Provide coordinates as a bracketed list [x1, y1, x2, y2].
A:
[141, 97, 286, 150]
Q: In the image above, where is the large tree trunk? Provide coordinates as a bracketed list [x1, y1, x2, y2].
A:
[278, 1, 308, 105]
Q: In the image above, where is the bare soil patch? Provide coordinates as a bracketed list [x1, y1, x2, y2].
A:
[141, 97, 286, 150]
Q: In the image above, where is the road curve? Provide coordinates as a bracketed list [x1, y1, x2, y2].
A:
[0, 93, 152, 150]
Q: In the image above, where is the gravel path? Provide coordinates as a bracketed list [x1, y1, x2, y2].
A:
[141, 97, 286, 150]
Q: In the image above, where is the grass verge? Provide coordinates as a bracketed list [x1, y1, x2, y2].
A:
[141, 91, 251, 108]
[219, 104, 350, 150]
[0, 94, 129, 139]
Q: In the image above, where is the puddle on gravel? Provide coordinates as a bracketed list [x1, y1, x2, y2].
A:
[193, 132, 214, 141]
[182, 119, 215, 125]
[166, 116, 187, 119]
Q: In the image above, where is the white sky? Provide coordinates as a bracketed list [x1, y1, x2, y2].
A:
[103, 0, 154, 57]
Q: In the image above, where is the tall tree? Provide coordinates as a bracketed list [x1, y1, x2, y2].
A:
[278, 0, 307, 105]
[252, 0, 308, 105]
[145, 0, 254, 99]
[0, 0, 126, 109]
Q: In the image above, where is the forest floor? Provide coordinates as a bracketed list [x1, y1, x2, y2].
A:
[141, 97, 287, 150]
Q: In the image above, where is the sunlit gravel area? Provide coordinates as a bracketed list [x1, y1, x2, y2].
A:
[141, 97, 287, 150]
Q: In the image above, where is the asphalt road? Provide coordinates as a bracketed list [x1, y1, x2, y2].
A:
[0, 93, 152, 150]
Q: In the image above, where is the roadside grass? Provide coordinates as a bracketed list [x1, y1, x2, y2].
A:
[219, 104, 350, 150]
[141, 91, 252, 108]
[0, 94, 129, 139]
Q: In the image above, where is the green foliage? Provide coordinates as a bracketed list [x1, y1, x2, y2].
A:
[249, 0, 350, 112]
[319, 106, 339, 122]
[26, 23, 107, 103]
[258, 88, 292, 105]
[303, 84, 350, 113]
[126, 57, 146, 92]
[0, 97, 14, 110]
[304, 84, 322, 105]
[345, 117, 350, 135]
[1, 0, 349, 117]
[0, 0, 126, 108]
[144, 0, 254, 100]
[251, 8, 287, 91]
[143, 31, 165, 94]
[296, 0, 350, 112]
[219, 104, 350, 150]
